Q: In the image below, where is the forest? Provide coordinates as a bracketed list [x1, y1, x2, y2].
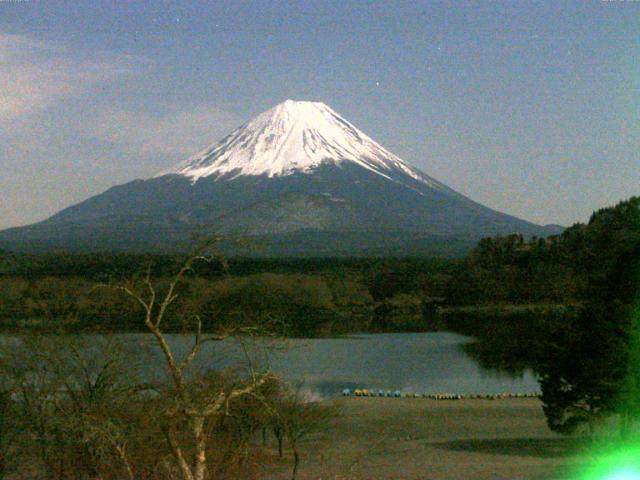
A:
[1, 197, 638, 338]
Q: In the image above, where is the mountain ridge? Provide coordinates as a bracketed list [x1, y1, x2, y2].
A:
[0, 100, 563, 256]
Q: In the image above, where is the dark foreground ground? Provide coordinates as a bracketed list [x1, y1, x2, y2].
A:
[270, 398, 586, 480]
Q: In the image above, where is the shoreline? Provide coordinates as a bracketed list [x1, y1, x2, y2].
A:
[343, 390, 540, 399]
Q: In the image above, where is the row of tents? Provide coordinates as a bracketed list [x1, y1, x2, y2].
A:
[341, 389, 540, 400]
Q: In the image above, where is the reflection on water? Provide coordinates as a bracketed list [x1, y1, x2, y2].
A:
[461, 340, 536, 379]
[113, 332, 540, 397]
[0, 332, 540, 397]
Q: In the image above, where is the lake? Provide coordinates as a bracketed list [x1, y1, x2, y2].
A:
[110, 331, 540, 398]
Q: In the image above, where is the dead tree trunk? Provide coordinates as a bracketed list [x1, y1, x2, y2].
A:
[291, 449, 300, 480]
[111, 250, 271, 480]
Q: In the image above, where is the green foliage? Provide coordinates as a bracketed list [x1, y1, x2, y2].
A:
[446, 233, 579, 304]
[540, 198, 640, 435]
[446, 197, 640, 307]
[452, 197, 640, 436]
[0, 255, 455, 335]
[434, 197, 640, 436]
[0, 389, 13, 479]
[372, 294, 431, 332]
[538, 304, 630, 434]
[198, 273, 337, 336]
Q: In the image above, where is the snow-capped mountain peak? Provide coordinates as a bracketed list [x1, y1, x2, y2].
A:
[0, 99, 557, 254]
[157, 99, 444, 190]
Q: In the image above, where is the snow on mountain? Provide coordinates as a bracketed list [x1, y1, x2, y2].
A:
[157, 99, 447, 192]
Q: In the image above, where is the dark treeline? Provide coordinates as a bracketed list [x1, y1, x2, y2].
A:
[0, 253, 451, 282]
[0, 253, 456, 336]
[454, 197, 640, 437]
[537, 197, 640, 436]
[444, 196, 640, 325]
[1, 198, 639, 339]
[1, 197, 639, 338]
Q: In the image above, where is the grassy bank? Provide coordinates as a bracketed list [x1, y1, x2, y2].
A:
[266, 397, 585, 479]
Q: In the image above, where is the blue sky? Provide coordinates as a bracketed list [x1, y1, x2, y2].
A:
[1, 0, 638, 229]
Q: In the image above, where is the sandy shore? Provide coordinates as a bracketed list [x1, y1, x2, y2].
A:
[270, 397, 583, 480]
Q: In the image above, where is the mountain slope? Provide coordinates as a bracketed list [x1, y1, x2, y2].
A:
[0, 100, 562, 256]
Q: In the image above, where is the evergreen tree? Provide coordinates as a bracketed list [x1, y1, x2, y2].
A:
[539, 197, 640, 435]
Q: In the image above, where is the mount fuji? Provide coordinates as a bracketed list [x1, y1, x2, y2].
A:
[0, 100, 562, 256]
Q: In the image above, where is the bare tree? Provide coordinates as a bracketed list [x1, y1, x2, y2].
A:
[56, 336, 143, 480]
[108, 244, 273, 480]
[271, 388, 336, 480]
[1, 335, 145, 480]
[2, 336, 66, 479]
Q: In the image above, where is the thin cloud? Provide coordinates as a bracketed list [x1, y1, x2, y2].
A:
[0, 33, 237, 229]
[84, 106, 241, 165]
[0, 32, 140, 123]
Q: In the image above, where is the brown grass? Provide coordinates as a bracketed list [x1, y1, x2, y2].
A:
[266, 397, 585, 480]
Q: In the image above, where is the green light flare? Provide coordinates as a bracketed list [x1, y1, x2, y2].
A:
[563, 204, 640, 480]
[575, 444, 640, 480]
[605, 470, 640, 480]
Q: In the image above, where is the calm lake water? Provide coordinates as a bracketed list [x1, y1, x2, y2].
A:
[1, 332, 539, 398]
[108, 332, 540, 398]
